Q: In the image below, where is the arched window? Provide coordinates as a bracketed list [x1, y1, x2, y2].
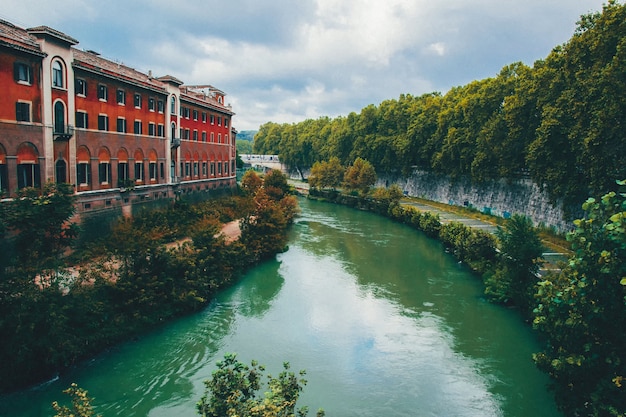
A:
[98, 148, 111, 185]
[117, 148, 129, 187]
[134, 149, 144, 183]
[55, 159, 67, 184]
[170, 96, 176, 114]
[171, 122, 177, 139]
[76, 146, 91, 187]
[16, 142, 40, 189]
[0, 145, 8, 195]
[54, 101, 65, 134]
[52, 60, 63, 88]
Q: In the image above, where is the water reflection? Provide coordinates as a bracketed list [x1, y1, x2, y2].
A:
[1, 198, 561, 417]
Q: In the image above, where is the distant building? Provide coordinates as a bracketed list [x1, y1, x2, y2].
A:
[0, 18, 237, 218]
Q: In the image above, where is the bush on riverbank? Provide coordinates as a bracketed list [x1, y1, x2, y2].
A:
[0, 171, 297, 393]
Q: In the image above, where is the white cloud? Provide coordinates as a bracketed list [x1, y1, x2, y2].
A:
[0, 0, 609, 130]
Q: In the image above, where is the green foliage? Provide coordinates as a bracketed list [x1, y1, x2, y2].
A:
[343, 158, 376, 195]
[533, 181, 626, 416]
[257, 2, 625, 212]
[3, 182, 78, 273]
[0, 191, 296, 392]
[485, 214, 544, 313]
[241, 169, 263, 196]
[52, 383, 101, 417]
[197, 354, 324, 417]
[309, 157, 345, 190]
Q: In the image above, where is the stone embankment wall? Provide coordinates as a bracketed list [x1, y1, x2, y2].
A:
[382, 170, 577, 232]
[291, 168, 577, 232]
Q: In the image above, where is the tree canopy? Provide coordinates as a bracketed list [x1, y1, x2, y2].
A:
[253, 1, 626, 210]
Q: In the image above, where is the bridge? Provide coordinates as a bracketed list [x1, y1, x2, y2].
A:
[240, 154, 285, 172]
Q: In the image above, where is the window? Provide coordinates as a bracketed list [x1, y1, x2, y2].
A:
[193, 110, 198, 120]
[14, 63, 33, 85]
[210, 132, 215, 142]
[149, 162, 157, 180]
[52, 61, 63, 88]
[134, 93, 142, 108]
[193, 130, 198, 141]
[157, 124, 164, 137]
[202, 162, 208, 176]
[210, 162, 215, 176]
[75, 79, 86, 96]
[157, 100, 164, 113]
[148, 98, 155, 111]
[54, 101, 65, 134]
[134, 162, 144, 182]
[193, 162, 199, 177]
[202, 131, 207, 142]
[170, 96, 176, 114]
[218, 133, 222, 144]
[55, 160, 66, 184]
[16, 102, 31, 122]
[218, 161, 222, 174]
[185, 129, 190, 140]
[99, 162, 111, 184]
[134, 120, 142, 135]
[118, 162, 129, 183]
[202, 112, 207, 123]
[182, 107, 190, 118]
[148, 123, 156, 136]
[98, 115, 109, 131]
[77, 163, 90, 185]
[18, 163, 40, 189]
[116, 118, 127, 133]
[225, 118, 229, 128]
[171, 123, 177, 139]
[224, 162, 229, 175]
[210, 114, 215, 124]
[185, 162, 191, 177]
[117, 89, 126, 105]
[76, 111, 88, 128]
[218, 116, 222, 126]
[98, 84, 108, 101]
[1, 162, 7, 194]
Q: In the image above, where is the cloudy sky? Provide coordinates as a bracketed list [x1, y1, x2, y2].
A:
[1, 0, 608, 131]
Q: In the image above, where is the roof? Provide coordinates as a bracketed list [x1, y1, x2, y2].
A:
[0, 19, 45, 57]
[26, 25, 78, 46]
[73, 48, 168, 94]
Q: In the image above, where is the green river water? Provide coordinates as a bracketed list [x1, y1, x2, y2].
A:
[1, 198, 562, 417]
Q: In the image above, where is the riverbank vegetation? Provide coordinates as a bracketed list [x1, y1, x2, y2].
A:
[307, 161, 626, 416]
[52, 353, 324, 417]
[254, 1, 626, 213]
[0, 170, 297, 394]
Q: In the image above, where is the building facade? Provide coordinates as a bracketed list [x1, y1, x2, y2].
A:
[0, 19, 236, 217]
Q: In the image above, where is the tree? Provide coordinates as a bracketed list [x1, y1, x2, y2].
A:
[263, 169, 291, 200]
[343, 158, 376, 195]
[308, 157, 345, 190]
[484, 214, 544, 314]
[52, 383, 101, 417]
[197, 353, 324, 417]
[241, 169, 263, 196]
[533, 181, 626, 416]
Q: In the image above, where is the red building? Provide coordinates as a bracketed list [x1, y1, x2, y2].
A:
[0, 19, 237, 217]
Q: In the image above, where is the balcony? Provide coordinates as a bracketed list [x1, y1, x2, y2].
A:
[171, 137, 181, 148]
[54, 125, 74, 141]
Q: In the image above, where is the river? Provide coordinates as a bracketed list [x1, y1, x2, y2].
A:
[0, 198, 561, 417]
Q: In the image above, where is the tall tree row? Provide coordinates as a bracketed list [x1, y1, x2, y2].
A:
[254, 1, 626, 210]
